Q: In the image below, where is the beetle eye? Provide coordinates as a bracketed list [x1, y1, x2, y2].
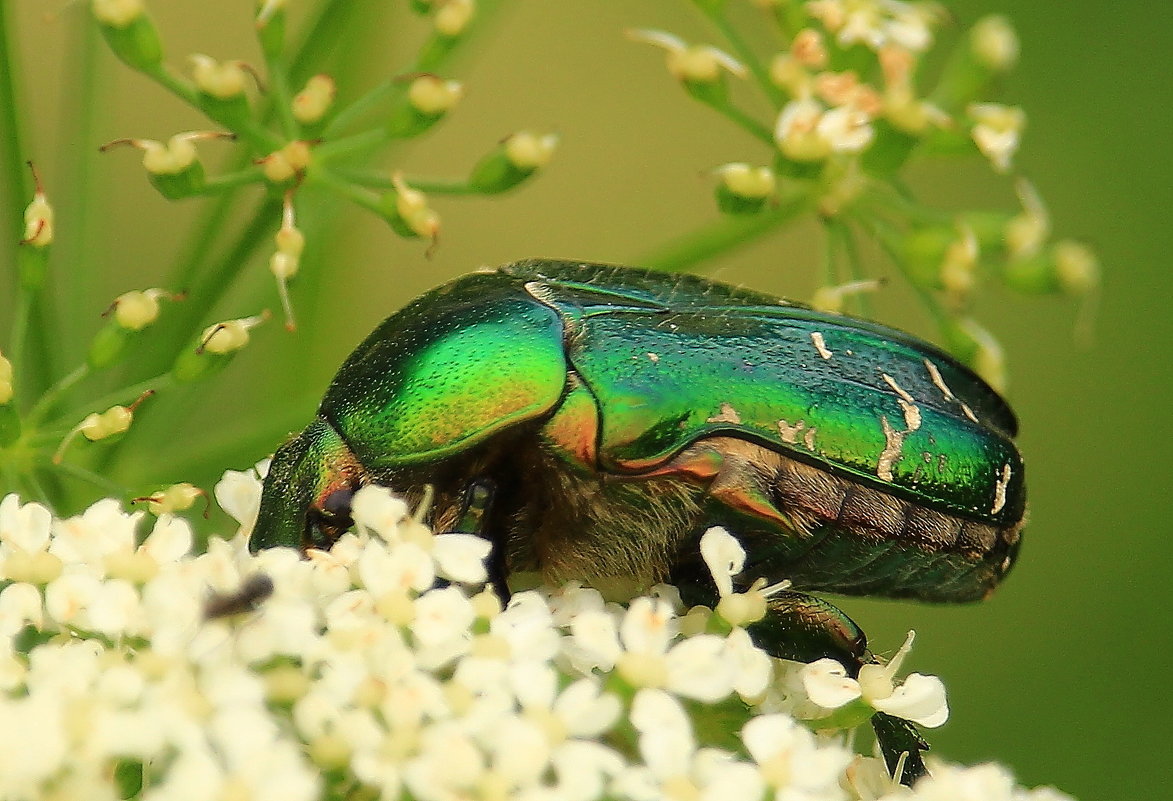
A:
[321, 487, 355, 520]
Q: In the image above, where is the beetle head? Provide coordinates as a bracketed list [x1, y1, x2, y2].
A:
[251, 417, 366, 552]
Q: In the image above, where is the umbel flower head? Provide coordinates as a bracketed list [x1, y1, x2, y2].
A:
[0, 466, 1074, 801]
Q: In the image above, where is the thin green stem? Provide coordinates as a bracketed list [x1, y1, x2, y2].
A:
[143, 64, 278, 152]
[853, 212, 947, 331]
[49, 374, 174, 429]
[0, 2, 28, 275]
[28, 364, 90, 427]
[694, 2, 784, 107]
[45, 459, 130, 497]
[833, 219, 873, 318]
[263, 52, 300, 140]
[639, 192, 812, 271]
[334, 170, 479, 195]
[821, 219, 840, 288]
[324, 78, 398, 139]
[313, 129, 390, 164]
[700, 94, 774, 146]
[56, 18, 104, 361]
[199, 169, 266, 194]
[8, 294, 31, 406]
[311, 167, 384, 214]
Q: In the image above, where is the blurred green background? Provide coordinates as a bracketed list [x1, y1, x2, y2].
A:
[5, 2, 1170, 799]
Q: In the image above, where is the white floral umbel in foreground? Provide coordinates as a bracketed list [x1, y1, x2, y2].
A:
[0, 466, 1071, 801]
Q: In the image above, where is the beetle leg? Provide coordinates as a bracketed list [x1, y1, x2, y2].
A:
[745, 590, 929, 786]
[452, 480, 510, 602]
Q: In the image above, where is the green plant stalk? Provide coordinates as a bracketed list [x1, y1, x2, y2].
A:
[54, 18, 104, 363]
[640, 192, 812, 271]
[693, 0, 784, 107]
[699, 93, 775, 146]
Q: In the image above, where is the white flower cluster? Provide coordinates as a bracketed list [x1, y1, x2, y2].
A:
[0, 467, 1072, 801]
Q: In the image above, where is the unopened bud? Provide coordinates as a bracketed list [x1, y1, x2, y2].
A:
[968, 103, 1024, 173]
[715, 163, 775, 214]
[504, 132, 558, 170]
[791, 29, 828, 69]
[811, 279, 882, 314]
[92, 0, 145, 27]
[940, 226, 979, 308]
[109, 288, 180, 331]
[1052, 240, 1099, 296]
[134, 483, 207, 515]
[271, 194, 304, 330]
[384, 173, 440, 243]
[468, 133, 557, 194]
[769, 54, 810, 95]
[92, 0, 162, 71]
[435, 0, 476, 37]
[190, 54, 247, 99]
[408, 75, 464, 116]
[949, 318, 1007, 394]
[970, 16, 1019, 73]
[1004, 179, 1048, 259]
[628, 29, 746, 85]
[21, 163, 53, 248]
[259, 141, 311, 183]
[292, 75, 336, 125]
[198, 314, 266, 355]
[56, 390, 154, 462]
[0, 352, 13, 405]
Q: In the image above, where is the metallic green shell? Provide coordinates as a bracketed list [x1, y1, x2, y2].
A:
[505, 260, 1024, 527]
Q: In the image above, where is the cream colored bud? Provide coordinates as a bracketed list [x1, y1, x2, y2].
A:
[147, 483, 204, 514]
[504, 132, 558, 169]
[190, 54, 247, 99]
[269, 252, 298, 280]
[716, 163, 775, 199]
[791, 29, 828, 68]
[768, 53, 810, 95]
[260, 142, 310, 183]
[113, 289, 162, 331]
[200, 315, 265, 354]
[256, 0, 287, 25]
[969, 103, 1025, 173]
[435, 0, 476, 37]
[1052, 240, 1099, 295]
[80, 406, 133, 441]
[142, 136, 198, 175]
[0, 352, 13, 405]
[408, 75, 464, 115]
[940, 226, 979, 304]
[275, 226, 305, 259]
[958, 318, 1006, 394]
[1005, 180, 1049, 259]
[292, 75, 336, 124]
[629, 29, 746, 83]
[391, 173, 428, 219]
[283, 140, 311, 171]
[92, 0, 145, 27]
[971, 15, 1019, 72]
[22, 192, 54, 247]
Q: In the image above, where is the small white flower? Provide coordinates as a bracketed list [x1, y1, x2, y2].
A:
[628, 29, 747, 83]
[431, 532, 490, 584]
[700, 526, 744, 598]
[215, 462, 266, 533]
[0, 494, 52, 552]
[742, 713, 853, 797]
[350, 485, 410, 541]
[801, 631, 949, 728]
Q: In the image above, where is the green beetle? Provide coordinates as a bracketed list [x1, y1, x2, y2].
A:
[252, 259, 1025, 782]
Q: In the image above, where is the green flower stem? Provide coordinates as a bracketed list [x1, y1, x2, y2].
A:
[27, 364, 90, 427]
[323, 78, 400, 139]
[639, 191, 812, 271]
[313, 129, 390, 165]
[335, 170, 478, 195]
[48, 373, 174, 430]
[8, 294, 31, 407]
[262, 51, 300, 141]
[198, 169, 267, 194]
[311, 167, 383, 214]
[0, 2, 28, 268]
[693, 1, 784, 108]
[699, 94, 775, 146]
[860, 180, 951, 225]
[55, 19, 105, 361]
[140, 64, 279, 153]
[852, 212, 948, 332]
[831, 218, 873, 317]
[44, 459, 130, 497]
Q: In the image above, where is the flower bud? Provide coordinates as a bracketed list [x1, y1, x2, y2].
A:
[173, 312, 269, 382]
[946, 318, 1007, 394]
[1004, 179, 1048, 259]
[21, 164, 54, 248]
[271, 194, 305, 330]
[434, 0, 476, 38]
[714, 163, 775, 214]
[967, 103, 1024, 173]
[629, 29, 745, 103]
[387, 75, 464, 138]
[292, 74, 336, 126]
[811, 280, 882, 315]
[259, 141, 311, 184]
[468, 132, 558, 194]
[0, 352, 13, 405]
[190, 54, 247, 99]
[970, 16, 1019, 73]
[92, 0, 163, 72]
[101, 133, 232, 199]
[134, 483, 207, 515]
[55, 390, 154, 463]
[382, 173, 440, 243]
[1052, 240, 1099, 296]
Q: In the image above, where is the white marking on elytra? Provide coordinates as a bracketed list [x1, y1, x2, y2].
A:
[991, 462, 1013, 514]
[777, 418, 807, 444]
[708, 402, 742, 425]
[810, 331, 833, 360]
[924, 358, 980, 424]
[881, 373, 922, 431]
[877, 415, 905, 482]
[803, 426, 817, 450]
[647, 352, 660, 363]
